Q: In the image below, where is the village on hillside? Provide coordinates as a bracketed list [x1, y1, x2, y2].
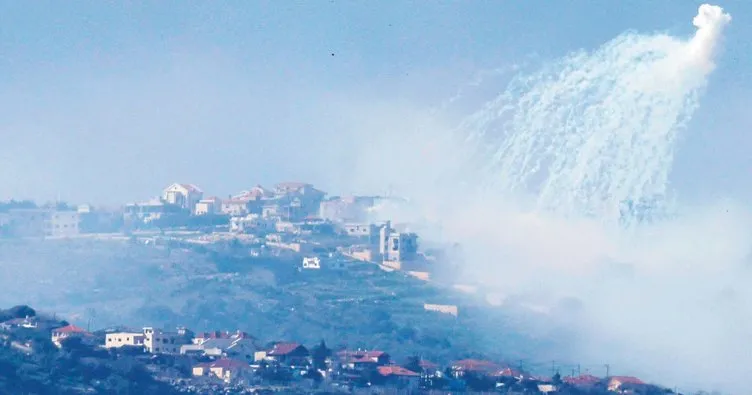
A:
[0, 182, 444, 277]
[0, 304, 661, 394]
[0, 184, 672, 394]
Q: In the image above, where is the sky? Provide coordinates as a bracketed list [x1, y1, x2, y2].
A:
[0, 1, 750, 205]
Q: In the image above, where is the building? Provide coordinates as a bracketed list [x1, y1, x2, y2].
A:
[5, 209, 80, 238]
[377, 365, 420, 388]
[142, 327, 192, 354]
[6, 209, 47, 237]
[162, 183, 203, 211]
[194, 196, 222, 215]
[230, 214, 275, 233]
[259, 342, 309, 366]
[379, 221, 418, 264]
[181, 331, 258, 360]
[341, 223, 380, 245]
[450, 359, 500, 378]
[273, 182, 326, 220]
[319, 196, 377, 223]
[221, 199, 253, 216]
[124, 199, 182, 224]
[45, 210, 80, 237]
[607, 376, 645, 392]
[105, 332, 146, 349]
[193, 359, 252, 383]
[51, 324, 91, 347]
[232, 185, 273, 202]
[302, 257, 321, 269]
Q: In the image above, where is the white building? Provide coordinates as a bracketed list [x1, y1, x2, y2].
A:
[302, 257, 321, 269]
[45, 210, 80, 237]
[379, 221, 418, 263]
[194, 196, 222, 215]
[105, 332, 146, 349]
[230, 214, 275, 233]
[142, 327, 191, 354]
[162, 183, 204, 211]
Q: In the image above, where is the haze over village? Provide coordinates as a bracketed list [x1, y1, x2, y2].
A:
[1, 1, 751, 395]
[0, 181, 659, 394]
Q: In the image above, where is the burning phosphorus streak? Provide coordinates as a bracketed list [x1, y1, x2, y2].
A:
[460, 4, 731, 226]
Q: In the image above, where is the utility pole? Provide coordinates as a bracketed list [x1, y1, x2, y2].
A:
[604, 364, 610, 378]
[551, 360, 556, 376]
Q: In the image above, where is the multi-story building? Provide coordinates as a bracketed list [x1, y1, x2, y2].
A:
[104, 332, 146, 349]
[143, 327, 192, 354]
[379, 221, 418, 264]
[194, 196, 222, 215]
[319, 196, 377, 223]
[124, 199, 182, 224]
[5, 208, 80, 238]
[162, 183, 203, 212]
[45, 210, 80, 237]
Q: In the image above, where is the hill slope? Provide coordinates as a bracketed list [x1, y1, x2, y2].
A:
[0, 238, 570, 366]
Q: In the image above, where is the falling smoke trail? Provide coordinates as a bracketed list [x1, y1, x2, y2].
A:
[458, 4, 731, 226]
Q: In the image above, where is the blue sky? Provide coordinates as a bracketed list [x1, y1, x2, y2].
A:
[0, 1, 750, 205]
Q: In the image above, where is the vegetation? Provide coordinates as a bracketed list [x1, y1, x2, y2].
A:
[0, 238, 567, 370]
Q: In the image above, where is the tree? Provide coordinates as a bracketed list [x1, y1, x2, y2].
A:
[553, 371, 562, 385]
[311, 340, 331, 371]
[405, 355, 422, 374]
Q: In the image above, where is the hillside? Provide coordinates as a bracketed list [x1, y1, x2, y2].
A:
[0, 238, 571, 367]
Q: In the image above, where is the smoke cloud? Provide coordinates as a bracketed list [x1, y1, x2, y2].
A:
[357, 4, 748, 393]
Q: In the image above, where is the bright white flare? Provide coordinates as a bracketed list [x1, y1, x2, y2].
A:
[456, 4, 731, 226]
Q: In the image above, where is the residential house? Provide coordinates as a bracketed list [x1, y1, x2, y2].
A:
[302, 257, 321, 269]
[377, 365, 420, 389]
[232, 185, 273, 203]
[260, 342, 309, 366]
[273, 182, 327, 220]
[564, 374, 601, 389]
[162, 183, 203, 212]
[538, 383, 558, 394]
[193, 358, 252, 383]
[607, 376, 645, 392]
[124, 199, 182, 224]
[51, 324, 91, 348]
[6, 209, 46, 237]
[104, 331, 146, 349]
[142, 327, 192, 354]
[221, 199, 252, 216]
[194, 197, 222, 215]
[337, 350, 391, 372]
[44, 210, 80, 237]
[0, 316, 38, 331]
[379, 221, 418, 267]
[451, 359, 501, 378]
[319, 196, 377, 223]
[181, 331, 258, 360]
[230, 214, 275, 233]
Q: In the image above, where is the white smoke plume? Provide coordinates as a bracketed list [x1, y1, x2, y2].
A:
[355, 3, 746, 393]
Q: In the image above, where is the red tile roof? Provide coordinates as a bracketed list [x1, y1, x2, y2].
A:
[492, 367, 527, 378]
[564, 374, 601, 386]
[452, 359, 500, 372]
[378, 365, 420, 377]
[53, 324, 88, 334]
[268, 342, 305, 356]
